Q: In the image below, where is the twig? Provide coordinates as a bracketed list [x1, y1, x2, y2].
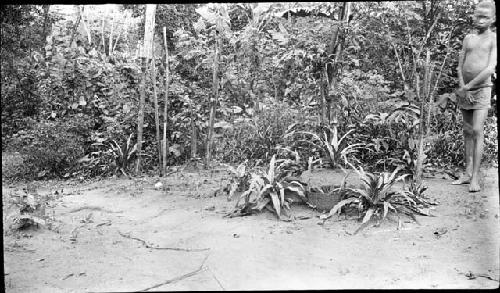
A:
[207, 266, 226, 291]
[139, 254, 210, 292]
[391, 42, 406, 85]
[68, 206, 123, 214]
[419, 12, 441, 52]
[118, 231, 210, 252]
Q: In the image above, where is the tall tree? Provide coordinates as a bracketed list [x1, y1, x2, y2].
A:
[135, 4, 157, 175]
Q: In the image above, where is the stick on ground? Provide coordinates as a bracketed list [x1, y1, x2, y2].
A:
[118, 230, 210, 252]
[138, 254, 210, 292]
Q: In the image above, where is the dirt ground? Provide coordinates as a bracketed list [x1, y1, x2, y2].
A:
[2, 167, 499, 291]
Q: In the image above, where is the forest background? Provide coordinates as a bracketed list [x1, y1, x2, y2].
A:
[1, 1, 497, 181]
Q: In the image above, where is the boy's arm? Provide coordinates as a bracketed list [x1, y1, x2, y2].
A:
[464, 33, 497, 89]
[457, 35, 468, 88]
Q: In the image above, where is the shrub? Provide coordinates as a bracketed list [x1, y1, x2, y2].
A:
[426, 112, 497, 169]
[7, 116, 92, 179]
[2, 151, 27, 181]
[215, 101, 310, 164]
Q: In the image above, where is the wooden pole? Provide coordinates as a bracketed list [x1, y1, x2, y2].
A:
[151, 44, 162, 176]
[162, 26, 170, 177]
[135, 4, 157, 176]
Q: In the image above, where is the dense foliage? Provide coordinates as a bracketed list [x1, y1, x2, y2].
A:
[1, 2, 497, 181]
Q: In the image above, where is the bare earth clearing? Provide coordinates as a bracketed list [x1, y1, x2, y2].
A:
[3, 168, 499, 291]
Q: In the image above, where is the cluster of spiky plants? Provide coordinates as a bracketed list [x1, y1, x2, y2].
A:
[108, 134, 138, 177]
[227, 155, 308, 220]
[285, 123, 365, 169]
[320, 165, 437, 234]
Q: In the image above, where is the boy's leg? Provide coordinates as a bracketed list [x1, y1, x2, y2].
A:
[469, 109, 488, 192]
[452, 109, 474, 184]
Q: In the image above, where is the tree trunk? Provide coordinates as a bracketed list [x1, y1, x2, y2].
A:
[108, 14, 114, 56]
[415, 50, 431, 184]
[206, 26, 220, 167]
[162, 26, 170, 176]
[69, 6, 82, 48]
[325, 1, 350, 125]
[191, 110, 198, 159]
[80, 6, 92, 45]
[41, 5, 51, 44]
[101, 18, 106, 55]
[151, 50, 162, 176]
[135, 4, 157, 176]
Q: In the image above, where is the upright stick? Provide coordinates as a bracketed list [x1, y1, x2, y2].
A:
[151, 45, 162, 175]
[162, 27, 170, 177]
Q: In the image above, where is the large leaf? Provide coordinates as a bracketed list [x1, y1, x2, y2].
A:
[267, 155, 276, 183]
[337, 129, 355, 147]
[321, 197, 360, 220]
[285, 130, 323, 143]
[276, 182, 285, 204]
[269, 191, 281, 217]
[362, 208, 375, 224]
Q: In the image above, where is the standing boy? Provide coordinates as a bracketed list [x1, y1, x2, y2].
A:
[453, 1, 496, 192]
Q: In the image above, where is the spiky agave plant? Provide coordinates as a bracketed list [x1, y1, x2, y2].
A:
[285, 124, 364, 169]
[229, 155, 308, 220]
[397, 180, 438, 216]
[321, 165, 427, 234]
[108, 134, 137, 177]
[225, 160, 250, 200]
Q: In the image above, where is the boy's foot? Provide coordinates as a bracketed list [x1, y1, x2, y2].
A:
[469, 180, 481, 192]
[452, 175, 471, 185]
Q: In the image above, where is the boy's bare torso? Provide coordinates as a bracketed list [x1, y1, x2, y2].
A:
[462, 31, 496, 86]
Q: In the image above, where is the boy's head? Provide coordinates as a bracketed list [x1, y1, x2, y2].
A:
[474, 1, 495, 30]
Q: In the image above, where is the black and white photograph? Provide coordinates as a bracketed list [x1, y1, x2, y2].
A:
[2, 1, 498, 291]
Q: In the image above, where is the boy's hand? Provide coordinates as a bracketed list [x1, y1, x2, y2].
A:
[456, 87, 473, 103]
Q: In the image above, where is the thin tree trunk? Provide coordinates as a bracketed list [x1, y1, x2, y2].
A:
[427, 38, 452, 135]
[108, 14, 114, 56]
[162, 26, 170, 177]
[41, 5, 51, 44]
[135, 56, 148, 176]
[112, 20, 128, 54]
[135, 4, 157, 176]
[101, 18, 106, 55]
[69, 6, 82, 48]
[151, 50, 162, 175]
[415, 50, 431, 183]
[80, 6, 92, 45]
[206, 25, 220, 167]
[191, 110, 198, 159]
[326, 1, 350, 125]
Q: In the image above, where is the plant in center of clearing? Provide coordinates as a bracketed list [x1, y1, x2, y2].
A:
[229, 155, 308, 219]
